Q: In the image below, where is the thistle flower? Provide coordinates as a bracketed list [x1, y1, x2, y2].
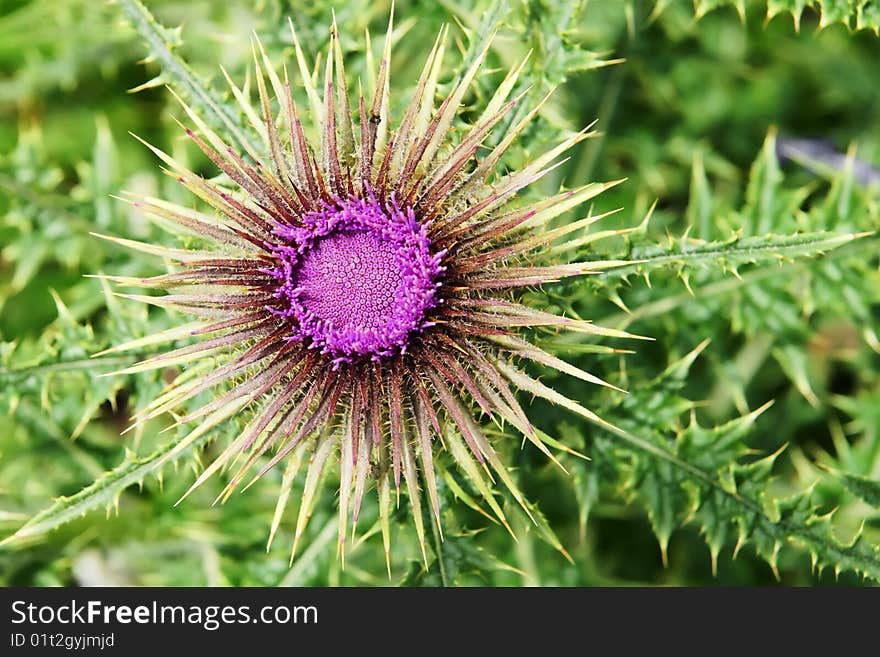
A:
[99, 15, 637, 566]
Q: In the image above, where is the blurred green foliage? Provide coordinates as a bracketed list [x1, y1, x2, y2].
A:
[0, 0, 878, 586]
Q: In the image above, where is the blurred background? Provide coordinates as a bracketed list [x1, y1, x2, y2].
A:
[1, 0, 878, 586]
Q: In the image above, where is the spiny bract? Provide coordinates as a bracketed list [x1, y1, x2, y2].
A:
[99, 14, 639, 567]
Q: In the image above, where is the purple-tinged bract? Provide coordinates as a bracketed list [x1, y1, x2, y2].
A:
[100, 15, 638, 568]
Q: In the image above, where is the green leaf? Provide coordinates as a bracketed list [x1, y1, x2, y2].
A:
[660, 0, 880, 33]
[0, 430, 215, 547]
[569, 345, 880, 582]
[602, 230, 871, 282]
[828, 469, 880, 509]
[116, 0, 262, 158]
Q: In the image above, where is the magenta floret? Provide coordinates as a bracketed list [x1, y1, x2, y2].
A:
[268, 194, 446, 363]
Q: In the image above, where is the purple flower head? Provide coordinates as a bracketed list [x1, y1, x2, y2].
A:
[103, 15, 632, 567]
[268, 195, 446, 362]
